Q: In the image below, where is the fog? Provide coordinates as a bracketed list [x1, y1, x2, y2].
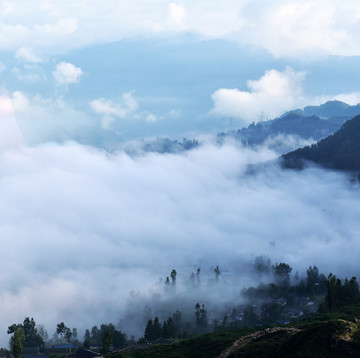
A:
[0, 138, 359, 345]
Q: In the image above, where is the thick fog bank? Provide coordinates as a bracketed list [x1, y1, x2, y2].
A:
[0, 141, 359, 345]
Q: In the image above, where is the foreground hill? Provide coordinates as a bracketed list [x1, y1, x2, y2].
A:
[114, 304, 360, 358]
[282, 115, 360, 172]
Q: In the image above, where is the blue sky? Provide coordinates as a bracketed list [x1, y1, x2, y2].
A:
[1, 0, 360, 146]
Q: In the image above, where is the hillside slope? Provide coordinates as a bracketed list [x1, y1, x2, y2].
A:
[282, 115, 360, 172]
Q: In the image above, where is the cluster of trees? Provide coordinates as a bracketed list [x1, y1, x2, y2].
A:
[83, 324, 127, 349]
[321, 274, 360, 312]
[6, 260, 360, 357]
[8, 317, 44, 356]
[144, 311, 182, 341]
[142, 302, 210, 342]
[55, 322, 78, 344]
[6, 318, 127, 358]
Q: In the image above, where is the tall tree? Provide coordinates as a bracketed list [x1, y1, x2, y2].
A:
[102, 331, 112, 358]
[144, 319, 154, 341]
[37, 325, 48, 343]
[83, 329, 91, 348]
[214, 266, 221, 281]
[12, 329, 25, 358]
[196, 268, 201, 286]
[65, 328, 72, 343]
[306, 266, 319, 293]
[171, 269, 177, 285]
[195, 303, 208, 331]
[273, 263, 292, 287]
[152, 317, 162, 340]
[56, 322, 68, 343]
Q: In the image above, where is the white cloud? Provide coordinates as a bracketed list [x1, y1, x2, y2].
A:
[1, 1, 358, 57]
[90, 92, 158, 128]
[15, 46, 43, 63]
[10, 91, 96, 145]
[237, 0, 360, 57]
[168, 3, 185, 27]
[211, 67, 307, 124]
[53, 62, 83, 86]
[90, 92, 139, 129]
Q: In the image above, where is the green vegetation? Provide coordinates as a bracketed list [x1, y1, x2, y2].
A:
[113, 330, 255, 358]
[4, 262, 360, 358]
[282, 114, 360, 172]
[114, 304, 360, 358]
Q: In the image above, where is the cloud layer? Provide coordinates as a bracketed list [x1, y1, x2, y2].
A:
[1, 1, 360, 57]
[0, 136, 359, 344]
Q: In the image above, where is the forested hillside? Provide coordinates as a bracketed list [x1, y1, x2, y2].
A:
[282, 115, 360, 172]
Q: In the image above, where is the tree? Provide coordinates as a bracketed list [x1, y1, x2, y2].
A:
[37, 325, 48, 344]
[171, 269, 177, 285]
[196, 268, 201, 286]
[273, 263, 292, 287]
[56, 322, 68, 343]
[83, 329, 91, 348]
[112, 330, 126, 349]
[65, 328, 72, 343]
[195, 303, 207, 331]
[254, 256, 271, 274]
[306, 266, 319, 293]
[214, 266, 221, 281]
[12, 329, 25, 358]
[91, 326, 101, 346]
[102, 331, 112, 358]
[152, 317, 162, 340]
[326, 273, 337, 311]
[172, 310, 182, 337]
[144, 319, 154, 341]
[8, 318, 44, 349]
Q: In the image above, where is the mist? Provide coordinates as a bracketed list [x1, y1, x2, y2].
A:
[0, 138, 359, 345]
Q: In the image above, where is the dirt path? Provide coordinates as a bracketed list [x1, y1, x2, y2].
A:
[218, 327, 301, 358]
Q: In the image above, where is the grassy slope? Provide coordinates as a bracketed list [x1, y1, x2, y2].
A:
[114, 304, 360, 358]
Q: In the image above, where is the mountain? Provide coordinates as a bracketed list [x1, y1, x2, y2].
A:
[282, 115, 360, 172]
[296, 100, 360, 119]
[218, 101, 360, 152]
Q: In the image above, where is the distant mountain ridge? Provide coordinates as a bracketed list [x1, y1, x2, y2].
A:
[110, 100, 360, 155]
[282, 114, 360, 172]
[217, 100, 360, 152]
[291, 100, 360, 119]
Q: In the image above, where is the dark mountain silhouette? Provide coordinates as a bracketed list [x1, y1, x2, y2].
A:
[282, 115, 360, 172]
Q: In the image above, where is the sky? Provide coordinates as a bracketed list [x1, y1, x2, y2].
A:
[1, 0, 360, 144]
[1, 0, 360, 347]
